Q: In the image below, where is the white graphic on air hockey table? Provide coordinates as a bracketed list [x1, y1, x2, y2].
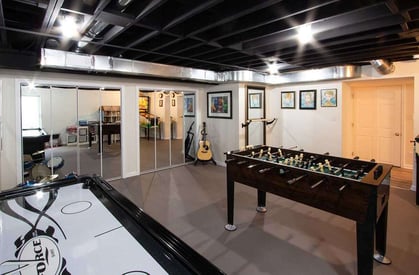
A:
[0, 184, 168, 275]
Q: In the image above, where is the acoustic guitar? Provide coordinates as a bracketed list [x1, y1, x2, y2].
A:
[196, 122, 213, 161]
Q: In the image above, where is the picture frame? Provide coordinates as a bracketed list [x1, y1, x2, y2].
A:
[320, 88, 337, 107]
[299, 90, 316, 110]
[159, 99, 163, 107]
[207, 91, 232, 119]
[249, 92, 262, 109]
[171, 99, 176, 107]
[138, 95, 150, 115]
[281, 91, 295, 109]
[184, 93, 195, 117]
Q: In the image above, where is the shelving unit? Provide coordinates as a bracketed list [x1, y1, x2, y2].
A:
[78, 126, 89, 145]
[101, 106, 120, 123]
[66, 126, 90, 145]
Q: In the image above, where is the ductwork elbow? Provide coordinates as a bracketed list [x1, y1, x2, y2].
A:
[370, 59, 395, 75]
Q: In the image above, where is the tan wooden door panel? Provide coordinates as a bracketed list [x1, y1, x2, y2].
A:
[352, 85, 401, 166]
[353, 87, 377, 161]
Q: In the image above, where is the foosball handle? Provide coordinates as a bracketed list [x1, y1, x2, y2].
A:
[373, 165, 383, 180]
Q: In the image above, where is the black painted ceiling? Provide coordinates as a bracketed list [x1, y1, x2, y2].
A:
[1, 0, 419, 74]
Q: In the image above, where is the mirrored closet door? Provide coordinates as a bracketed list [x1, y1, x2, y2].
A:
[139, 90, 188, 173]
[20, 84, 121, 182]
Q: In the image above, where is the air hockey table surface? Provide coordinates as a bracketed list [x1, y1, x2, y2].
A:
[0, 176, 225, 275]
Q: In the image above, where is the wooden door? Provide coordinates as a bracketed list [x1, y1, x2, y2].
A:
[352, 86, 401, 166]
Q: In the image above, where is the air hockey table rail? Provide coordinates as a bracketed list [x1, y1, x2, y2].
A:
[0, 176, 225, 275]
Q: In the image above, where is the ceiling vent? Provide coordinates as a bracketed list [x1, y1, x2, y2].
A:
[370, 59, 395, 75]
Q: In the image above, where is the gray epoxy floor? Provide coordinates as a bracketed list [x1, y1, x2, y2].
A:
[110, 164, 419, 275]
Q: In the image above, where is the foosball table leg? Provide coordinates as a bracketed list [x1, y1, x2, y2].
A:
[225, 178, 237, 231]
[256, 189, 267, 213]
[373, 204, 391, 264]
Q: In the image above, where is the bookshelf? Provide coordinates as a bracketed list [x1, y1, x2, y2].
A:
[101, 106, 120, 123]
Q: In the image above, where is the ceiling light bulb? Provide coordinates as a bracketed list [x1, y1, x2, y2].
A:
[268, 62, 278, 75]
[60, 16, 79, 39]
[297, 24, 313, 44]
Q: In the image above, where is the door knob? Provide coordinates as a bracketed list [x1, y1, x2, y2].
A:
[395, 132, 400, 136]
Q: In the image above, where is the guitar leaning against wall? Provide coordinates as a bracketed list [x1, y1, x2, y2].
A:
[195, 122, 216, 165]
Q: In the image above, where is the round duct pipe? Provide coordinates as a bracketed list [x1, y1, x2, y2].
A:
[370, 59, 395, 75]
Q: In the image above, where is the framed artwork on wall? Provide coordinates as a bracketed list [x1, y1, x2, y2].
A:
[207, 91, 232, 119]
[299, 90, 316, 109]
[249, 93, 262, 108]
[184, 94, 195, 117]
[320, 88, 337, 107]
[139, 95, 150, 115]
[159, 100, 163, 107]
[281, 91, 295, 109]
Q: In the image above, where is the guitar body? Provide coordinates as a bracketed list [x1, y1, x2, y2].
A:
[197, 140, 213, 161]
[195, 122, 215, 164]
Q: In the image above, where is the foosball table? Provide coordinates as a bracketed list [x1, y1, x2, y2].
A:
[224, 145, 392, 275]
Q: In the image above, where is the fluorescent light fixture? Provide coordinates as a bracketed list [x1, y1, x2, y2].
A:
[60, 15, 79, 39]
[297, 24, 313, 44]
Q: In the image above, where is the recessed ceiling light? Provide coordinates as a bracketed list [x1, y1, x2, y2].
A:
[60, 15, 79, 39]
[267, 62, 279, 75]
[297, 24, 313, 44]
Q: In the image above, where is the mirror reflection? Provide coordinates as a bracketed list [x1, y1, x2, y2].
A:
[139, 90, 191, 173]
[21, 84, 122, 183]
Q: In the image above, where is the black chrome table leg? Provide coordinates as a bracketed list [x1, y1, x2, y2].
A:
[374, 204, 391, 264]
[225, 178, 237, 231]
[256, 189, 267, 213]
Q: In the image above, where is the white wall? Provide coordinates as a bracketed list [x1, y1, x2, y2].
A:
[203, 83, 243, 164]
[268, 81, 343, 156]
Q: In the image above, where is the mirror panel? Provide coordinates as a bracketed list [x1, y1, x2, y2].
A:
[78, 88, 102, 177]
[183, 93, 196, 163]
[48, 87, 78, 178]
[101, 89, 121, 180]
[170, 91, 184, 166]
[21, 85, 53, 182]
[156, 91, 170, 169]
[139, 90, 156, 172]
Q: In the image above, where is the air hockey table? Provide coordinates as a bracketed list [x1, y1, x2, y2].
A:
[0, 176, 225, 275]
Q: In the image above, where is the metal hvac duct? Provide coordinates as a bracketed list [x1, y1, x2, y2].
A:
[40, 48, 362, 84]
[370, 59, 395, 75]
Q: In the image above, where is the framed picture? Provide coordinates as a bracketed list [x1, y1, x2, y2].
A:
[281, 91, 295, 109]
[320, 88, 337, 107]
[184, 94, 195, 117]
[159, 99, 163, 107]
[249, 93, 262, 108]
[139, 95, 150, 115]
[207, 91, 232, 119]
[299, 90, 316, 109]
[171, 99, 176, 107]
